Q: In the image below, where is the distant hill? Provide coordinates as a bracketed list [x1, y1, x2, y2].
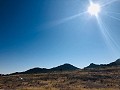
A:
[85, 59, 120, 69]
[50, 63, 79, 71]
[7, 59, 120, 75]
[19, 68, 49, 74]
[11, 63, 79, 75]
[108, 59, 120, 66]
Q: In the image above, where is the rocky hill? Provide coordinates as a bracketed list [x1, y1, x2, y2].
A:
[11, 63, 79, 75]
[85, 59, 120, 69]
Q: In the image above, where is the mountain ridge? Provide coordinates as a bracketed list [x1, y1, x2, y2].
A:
[4, 59, 120, 75]
[85, 59, 120, 69]
[10, 63, 79, 75]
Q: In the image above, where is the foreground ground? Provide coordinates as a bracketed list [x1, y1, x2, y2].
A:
[0, 67, 120, 90]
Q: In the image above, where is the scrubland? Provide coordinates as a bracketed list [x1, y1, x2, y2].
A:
[0, 67, 120, 90]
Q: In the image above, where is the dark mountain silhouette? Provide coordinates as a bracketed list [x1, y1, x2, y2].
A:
[50, 63, 79, 71]
[11, 63, 79, 75]
[108, 59, 120, 66]
[85, 59, 120, 69]
[85, 63, 100, 69]
[20, 68, 49, 74]
[8, 59, 120, 75]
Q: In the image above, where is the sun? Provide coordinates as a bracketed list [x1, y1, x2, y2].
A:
[88, 3, 101, 16]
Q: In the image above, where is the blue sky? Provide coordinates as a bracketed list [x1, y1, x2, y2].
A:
[0, 0, 120, 74]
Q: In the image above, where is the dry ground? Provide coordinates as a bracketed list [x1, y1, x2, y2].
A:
[0, 67, 120, 90]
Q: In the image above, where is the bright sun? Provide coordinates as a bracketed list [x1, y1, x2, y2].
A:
[88, 3, 101, 16]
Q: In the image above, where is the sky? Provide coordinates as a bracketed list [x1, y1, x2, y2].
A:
[0, 0, 120, 74]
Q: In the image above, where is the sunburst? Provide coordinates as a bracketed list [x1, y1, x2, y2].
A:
[49, 0, 120, 57]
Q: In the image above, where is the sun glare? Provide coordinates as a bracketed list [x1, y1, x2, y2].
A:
[88, 3, 101, 16]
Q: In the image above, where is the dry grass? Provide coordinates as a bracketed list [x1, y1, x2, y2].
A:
[0, 67, 120, 90]
[16, 87, 120, 90]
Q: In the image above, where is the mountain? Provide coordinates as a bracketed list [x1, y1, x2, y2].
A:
[11, 63, 79, 75]
[84, 63, 100, 69]
[85, 59, 120, 69]
[8, 59, 120, 75]
[20, 68, 49, 74]
[108, 59, 120, 66]
[50, 63, 79, 71]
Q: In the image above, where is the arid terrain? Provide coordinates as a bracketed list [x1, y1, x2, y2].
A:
[0, 66, 120, 90]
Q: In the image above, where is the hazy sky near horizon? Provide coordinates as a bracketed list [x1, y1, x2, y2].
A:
[0, 0, 120, 74]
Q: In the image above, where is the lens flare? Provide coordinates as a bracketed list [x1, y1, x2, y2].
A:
[88, 3, 101, 16]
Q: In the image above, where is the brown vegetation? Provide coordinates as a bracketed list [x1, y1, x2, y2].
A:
[0, 66, 120, 90]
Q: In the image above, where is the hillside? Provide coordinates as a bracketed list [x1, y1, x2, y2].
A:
[0, 65, 120, 90]
[50, 63, 79, 71]
[0, 59, 120, 90]
[11, 63, 79, 75]
[85, 59, 120, 69]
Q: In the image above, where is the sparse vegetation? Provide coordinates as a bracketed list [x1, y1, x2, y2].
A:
[0, 66, 120, 90]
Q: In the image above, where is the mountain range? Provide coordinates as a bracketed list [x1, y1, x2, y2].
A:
[85, 59, 120, 69]
[11, 63, 79, 75]
[9, 59, 120, 75]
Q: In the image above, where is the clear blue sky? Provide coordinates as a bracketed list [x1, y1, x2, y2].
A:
[0, 0, 120, 74]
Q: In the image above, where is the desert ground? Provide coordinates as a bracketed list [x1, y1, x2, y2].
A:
[0, 67, 120, 90]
